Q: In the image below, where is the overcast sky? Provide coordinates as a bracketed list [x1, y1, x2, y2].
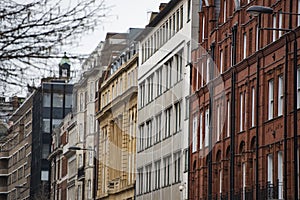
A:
[69, 0, 168, 55]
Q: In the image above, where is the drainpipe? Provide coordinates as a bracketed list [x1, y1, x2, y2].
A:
[230, 24, 237, 200]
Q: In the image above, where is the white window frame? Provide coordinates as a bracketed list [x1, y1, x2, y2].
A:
[240, 92, 244, 131]
[243, 33, 247, 59]
[199, 112, 203, 149]
[273, 14, 277, 42]
[205, 109, 209, 147]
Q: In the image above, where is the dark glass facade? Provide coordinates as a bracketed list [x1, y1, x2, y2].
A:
[30, 80, 73, 199]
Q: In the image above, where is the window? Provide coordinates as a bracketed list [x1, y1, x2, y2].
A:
[53, 93, 63, 107]
[273, 14, 277, 42]
[139, 124, 145, 151]
[217, 105, 221, 141]
[199, 112, 203, 149]
[90, 82, 94, 101]
[157, 67, 163, 96]
[146, 120, 152, 148]
[41, 170, 49, 181]
[278, 76, 283, 116]
[223, 0, 226, 23]
[88, 180, 92, 199]
[207, 58, 210, 83]
[175, 102, 181, 133]
[42, 144, 50, 159]
[279, 11, 283, 38]
[268, 79, 274, 120]
[137, 168, 143, 194]
[220, 50, 223, 74]
[43, 119, 50, 133]
[155, 114, 162, 143]
[80, 93, 84, 111]
[278, 151, 283, 199]
[43, 93, 51, 107]
[298, 0, 300, 26]
[240, 92, 244, 131]
[251, 87, 255, 127]
[174, 152, 181, 183]
[227, 100, 230, 137]
[165, 107, 172, 138]
[202, 15, 205, 41]
[154, 160, 161, 189]
[201, 62, 204, 87]
[77, 186, 82, 200]
[145, 164, 152, 193]
[65, 94, 72, 108]
[205, 109, 209, 147]
[180, 6, 183, 29]
[243, 33, 247, 59]
[163, 156, 171, 186]
[165, 60, 172, 89]
[176, 53, 183, 82]
[140, 82, 145, 107]
[184, 148, 189, 171]
[267, 154, 273, 184]
[187, 0, 191, 21]
[256, 25, 259, 51]
[147, 75, 154, 103]
[192, 114, 198, 153]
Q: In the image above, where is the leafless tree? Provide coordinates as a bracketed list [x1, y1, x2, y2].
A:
[0, 0, 108, 90]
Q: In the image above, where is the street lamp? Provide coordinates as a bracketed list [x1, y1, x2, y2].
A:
[247, 5, 298, 200]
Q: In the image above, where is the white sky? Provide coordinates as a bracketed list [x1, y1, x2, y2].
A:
[68, 0, 168, 55]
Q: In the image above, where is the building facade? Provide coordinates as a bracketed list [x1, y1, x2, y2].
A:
[136, 0, 197, 199]
[95, 29, 141, 200]
[30, 57, 73, 199]
[0, 93, 33, 200]
[189, 0, 300, 199]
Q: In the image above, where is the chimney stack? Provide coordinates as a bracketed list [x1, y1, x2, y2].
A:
[159, 3, 168, 12]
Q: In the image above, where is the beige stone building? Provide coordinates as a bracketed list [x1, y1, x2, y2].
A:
[96, 37, 140, 200]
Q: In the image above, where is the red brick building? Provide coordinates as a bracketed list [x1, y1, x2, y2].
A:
[189, 0, 300, 199]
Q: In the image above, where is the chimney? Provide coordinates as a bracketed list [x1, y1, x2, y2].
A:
[159, 3, 168, 12]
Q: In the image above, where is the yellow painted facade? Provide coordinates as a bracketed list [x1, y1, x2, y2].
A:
[96, 53, 138, 200]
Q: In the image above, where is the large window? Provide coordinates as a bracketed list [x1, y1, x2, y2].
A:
[217, 104, 221, 141]
[175, 102, 181, 133]
[199, 112, 203, 149]
[268, 79, 274, 120]
[174, 152, 181, 183]
[165, 107, 172, 138]
[192, 114, 198, 153]
[205, 108, 209, 147]
[243, 33, 247, 59]
[53, 93, 63, 107]
[65, 94, 72, 108]
[43, 93, 51, 107]
[278, 76, 283, 116]
[155, 114, 162, 143]
[220, 50, 223, 74]
[138, 124, 145, 151]
[140, 82, 145, 108]
[157, 67, 163, 96]
[145, 164, 152, 193]
[273, 14, 277, 42]
[146, 120, 152, 148]
[240, 93, 244, 131]
[163, 156, 171, 187]
[154, 160, 161, 189]
[137, 168, 143, 195]
[176, 52, 183, 82]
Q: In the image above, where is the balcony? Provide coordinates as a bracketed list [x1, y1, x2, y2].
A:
[77, 166, 85, 181]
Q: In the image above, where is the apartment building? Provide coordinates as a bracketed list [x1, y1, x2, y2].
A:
[0, 92, 33, 200]
[95, 29, 141, 200]
[136, 0, 199, 199]
[189, 0, 300, 199]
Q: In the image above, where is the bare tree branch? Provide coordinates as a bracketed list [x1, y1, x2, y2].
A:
[0, 0, 109, 91]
